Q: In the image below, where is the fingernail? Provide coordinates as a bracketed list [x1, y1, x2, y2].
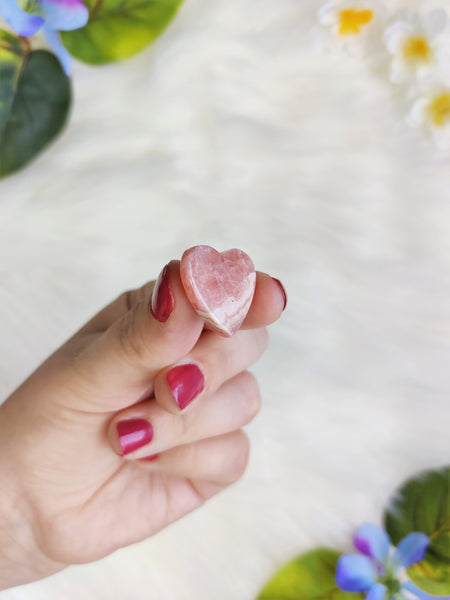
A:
[139, 453, 159, 462]
[272, 277, 287, 311]
[117, 418, 153, 456]
[150, 264, 174, 323]
[166, 363, 205, 410]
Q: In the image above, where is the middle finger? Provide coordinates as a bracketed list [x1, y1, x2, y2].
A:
[153, 326, 268, 413]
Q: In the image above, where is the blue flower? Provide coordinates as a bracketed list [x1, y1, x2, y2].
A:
[0, 0, 88, 73]
[336, 523, 449, 600]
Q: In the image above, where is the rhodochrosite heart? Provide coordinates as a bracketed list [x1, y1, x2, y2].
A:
[180, 246, 256, 337]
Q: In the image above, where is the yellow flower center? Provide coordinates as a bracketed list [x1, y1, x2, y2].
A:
[428, 92, 450, 127]
[402, 36, 432, 64]
[338, 8, 374, 36]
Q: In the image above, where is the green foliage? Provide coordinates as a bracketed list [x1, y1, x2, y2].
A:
[0, 32, 71, 178]
[61, 0, 184, 64]
[384, 465, 450, 595]
[0, 30, 28, 133]
[257, 548, 364, 600]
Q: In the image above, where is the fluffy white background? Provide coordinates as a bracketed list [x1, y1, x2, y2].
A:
[1, 0, 449, 598]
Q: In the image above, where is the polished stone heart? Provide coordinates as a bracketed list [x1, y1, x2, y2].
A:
[180, 245, 256, 337]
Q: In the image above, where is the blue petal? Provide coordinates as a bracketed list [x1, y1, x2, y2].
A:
[366, 583, 387, 600]
[40, 0, 88, 30]
[354, 524, 391, 563]
[336, 554, 377, 592]
[0, 0, 44, 35]
[394, 533, 430, 568]
[43, 25, 71, 74]
[402, 581, 450, 600]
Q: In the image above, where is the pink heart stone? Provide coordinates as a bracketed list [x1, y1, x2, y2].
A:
[180, 245, 256, 337]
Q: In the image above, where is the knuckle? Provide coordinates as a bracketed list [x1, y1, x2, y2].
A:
[212, 338, 234, 375]
[116, 302, 150, 365]
[246, 327, 269, 364]
[226, 433, 250, 482]
[236, 327, 269, 366]
[240, 371, 261, 420]
[119, 290, 134, 312]
[120, 282, 153, 312]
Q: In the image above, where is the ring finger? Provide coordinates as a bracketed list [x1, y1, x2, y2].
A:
[137, 431, 250, 487]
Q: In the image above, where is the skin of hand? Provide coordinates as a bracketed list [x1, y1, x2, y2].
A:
[0, 260, 286, 590]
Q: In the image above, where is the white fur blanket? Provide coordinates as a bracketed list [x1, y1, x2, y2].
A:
[1, 0, 449, 598]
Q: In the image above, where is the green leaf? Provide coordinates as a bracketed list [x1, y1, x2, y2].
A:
[257, 548, 364, 600]
[384, 466, 450, 595]
[61, 0, 184, 64]
[0, 35, 71, 178]
[408, 555, 450, 596]
[0, 30, 28, 133]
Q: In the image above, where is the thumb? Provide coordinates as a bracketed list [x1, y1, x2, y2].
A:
[69, 260, 204, 412]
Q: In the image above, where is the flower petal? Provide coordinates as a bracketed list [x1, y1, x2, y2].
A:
[366, 583, 387, 600]
[402, 581, 450, 600]
[407, 98, 429, 127]
[353, 524, 391, 563]
[43, 24, 72, 74]
[0, 0, 44, 35]
[383, 21, 413, 54]
[394, 532, 430, 568]
[336, 554, 377, 592]
[318, 2, 338, 26]
[40, 0, 88, 31]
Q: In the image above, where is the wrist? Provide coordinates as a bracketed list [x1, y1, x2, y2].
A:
[0, 402, 63, 590]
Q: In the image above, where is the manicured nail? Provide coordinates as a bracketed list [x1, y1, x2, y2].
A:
[117, 418, 153, 456]
[139, 453, 159, 462]
[150, 264, 174, 323]
[272, 277, 287, 311]
[166, 363, 205, 410]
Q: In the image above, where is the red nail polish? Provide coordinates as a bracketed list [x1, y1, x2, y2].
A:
[139, 453, 159, 462]
[150, 264, 174, 323]
[117, 418, 153, 455]
[166, 363, 204, 410]
[272, 277, 287, 311]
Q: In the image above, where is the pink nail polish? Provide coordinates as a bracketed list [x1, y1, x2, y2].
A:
[272, 277, 287, 311]
[150, 264, 174, 323]
[117, 418, 153, 455]
[166, 363, 204, 410]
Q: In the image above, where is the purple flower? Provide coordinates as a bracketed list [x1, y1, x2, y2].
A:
[336, 524, 449, 600]
[0, 0, 88, 73]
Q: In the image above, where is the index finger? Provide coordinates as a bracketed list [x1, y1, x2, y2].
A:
[240, 272, 287, 330]
[79, 270, 286, 337]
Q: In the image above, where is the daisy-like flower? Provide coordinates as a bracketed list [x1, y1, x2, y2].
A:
[319, 0, 384, 55]
[336, 524, 449, 600]
[0, 0, 88, 73]
[384, 9, 450, 84]
[409, 83, 450, 149]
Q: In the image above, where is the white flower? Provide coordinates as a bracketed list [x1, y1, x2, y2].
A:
[409, 84, 450, 149]
[384, 9, 450, 84]
[318, 0, 385, 56]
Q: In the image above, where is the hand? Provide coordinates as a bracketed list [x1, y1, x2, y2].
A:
[0, 259, 286, 590]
